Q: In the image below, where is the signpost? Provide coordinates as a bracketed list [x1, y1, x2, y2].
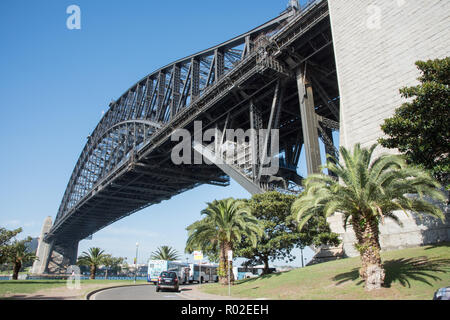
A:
[193, 251, 203, 285]
[193, 251, 203, 261]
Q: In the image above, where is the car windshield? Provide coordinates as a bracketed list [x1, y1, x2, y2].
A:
[160, 272, 176, 278]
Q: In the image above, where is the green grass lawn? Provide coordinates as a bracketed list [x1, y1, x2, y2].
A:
[0, 279, 147, 297]
[201, 243, 450, 300]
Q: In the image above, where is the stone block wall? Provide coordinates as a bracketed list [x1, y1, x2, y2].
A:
[324, 0, 450, 257]
[328, 0, 449, 156]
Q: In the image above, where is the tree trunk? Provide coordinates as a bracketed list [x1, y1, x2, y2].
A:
[219, 243, 227, 285]
[262, 256, 270, 275]
[90, 265, 96, 280]
[218, 241, 234, 285]
[225, 241, 234, 284]
[354, 217, 385, 290]
[12, 261, 21, 280]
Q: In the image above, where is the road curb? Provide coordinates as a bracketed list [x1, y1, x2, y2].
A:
[85, 283, 151, 300]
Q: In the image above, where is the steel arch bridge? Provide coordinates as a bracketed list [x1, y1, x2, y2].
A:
[39, 0, 340, 273]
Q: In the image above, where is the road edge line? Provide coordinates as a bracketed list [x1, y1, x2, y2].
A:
[85, 283, 151, 300]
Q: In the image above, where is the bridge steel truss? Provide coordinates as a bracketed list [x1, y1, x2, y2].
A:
[42, 0, 340, 273]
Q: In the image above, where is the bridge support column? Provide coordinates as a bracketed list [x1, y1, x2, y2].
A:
[296, 66, 321, 175]
[249, 100, 258, 182]
[30, 216, 53, 275]
[31, 218, 79, 275]
[193, 141, 263, 195]
[46, 241, 79, 274]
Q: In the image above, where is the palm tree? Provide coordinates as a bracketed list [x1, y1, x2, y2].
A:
[292, 144, 445, 290]
[77, 247, 107, 279]
[150, 246, 180, 261]
[7, 238, 37, 280]
[186, 198, 263, 285]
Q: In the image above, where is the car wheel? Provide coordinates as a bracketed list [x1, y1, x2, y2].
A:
[156, 287, 160, 292]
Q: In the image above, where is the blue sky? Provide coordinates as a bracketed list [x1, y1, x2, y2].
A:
[0, 0, 333, 267]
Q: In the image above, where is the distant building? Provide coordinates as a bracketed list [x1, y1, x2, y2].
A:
[25, 238, 39, 254]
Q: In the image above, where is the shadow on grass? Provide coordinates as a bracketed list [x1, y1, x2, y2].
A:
[332, 257, 450, 288]
[332, 269, 364, 286]
[383, 257, 450, 287]
[423, 242, 450, 250]
[234, 272, 283, 285]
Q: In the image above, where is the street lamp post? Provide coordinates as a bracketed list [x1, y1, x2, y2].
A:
[228, 250, 233, 296]
[134, 242, 139, 283]
[300, 245, 304, 268]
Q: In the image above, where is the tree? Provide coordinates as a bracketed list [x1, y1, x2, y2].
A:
[6, 237, 38, 280]
[150, 246, 180, 261]
[185, 198, 263, 285]
[0, 227, 22, 264]
[102, 254, 125, 279]
[379, 57, 450, 189]
[235, 192, 340, 275]
[1, 228, 37, 279]
[77, 247, 107, 280]
[292, 144, 445, 290]
[120, 261, 130, 276]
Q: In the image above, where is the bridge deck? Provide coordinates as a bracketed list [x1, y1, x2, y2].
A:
[45, 0, 338, 248]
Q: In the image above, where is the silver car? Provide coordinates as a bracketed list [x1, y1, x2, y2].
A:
[433, 287, 450, 300]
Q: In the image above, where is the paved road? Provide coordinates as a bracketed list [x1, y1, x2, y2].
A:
[91, 283, 194, 300]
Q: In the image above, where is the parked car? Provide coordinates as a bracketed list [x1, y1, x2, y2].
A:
[155, 271, 179, 292]
[433, 287, 450, 300]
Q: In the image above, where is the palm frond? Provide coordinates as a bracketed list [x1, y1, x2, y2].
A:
[292, 144, 445, 238]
